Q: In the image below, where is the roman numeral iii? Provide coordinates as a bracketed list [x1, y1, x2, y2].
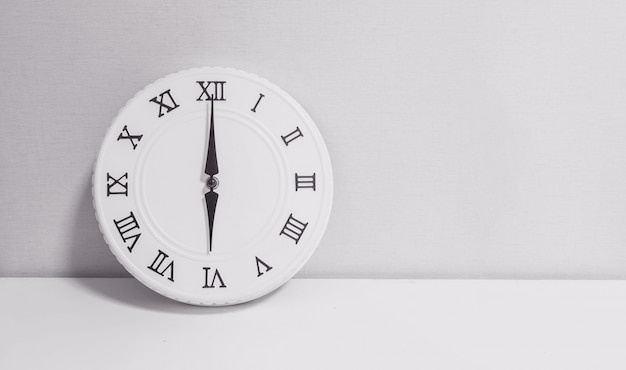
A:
[117, 125, 143, 150]
[203, 267, 226, 288]
[295, 173, 316, 191]
[148, 250, 175, 282]
[281, 126, 303, 146]
[149, 89, 180, 117]
[113, 211, 141, 252]
[107, 172, 128, 196]
[279, 213, 308, 244]
[196, 81, 226, 101]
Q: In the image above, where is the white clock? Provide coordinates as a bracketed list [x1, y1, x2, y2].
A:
[93, 67, 333, 306]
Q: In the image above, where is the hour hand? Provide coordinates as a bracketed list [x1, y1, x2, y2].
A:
[205, 99, 218, 176]
[205, 190, 218, 253]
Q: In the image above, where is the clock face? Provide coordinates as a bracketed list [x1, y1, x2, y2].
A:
[93, 67, 333, 305]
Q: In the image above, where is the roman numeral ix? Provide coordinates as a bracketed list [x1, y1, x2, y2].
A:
[279, 213, 308, 244]
[281, 126, 303, 146]
[148, 250, 175, 282]
[203, 267, 226, 288]
[295, 173, 316, 191]
[107, 172, 128, 196]
[117, 125, 143, 150]
[196, 81, 226, 101]
[113, 211, 141, 252]
[149, 89, 180, 117]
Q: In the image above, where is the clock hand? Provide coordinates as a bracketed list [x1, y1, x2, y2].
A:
[205, 190, 218, 253]
[204, 99, 219, 254]
[205, 99, 218, 176]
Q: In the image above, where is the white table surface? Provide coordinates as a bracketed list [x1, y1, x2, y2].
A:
[1, 278, 625, 369]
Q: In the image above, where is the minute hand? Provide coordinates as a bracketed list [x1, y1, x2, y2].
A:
[205, 99, 218, 176]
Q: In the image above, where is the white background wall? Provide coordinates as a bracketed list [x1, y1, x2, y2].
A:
[2, 0, 626, 278]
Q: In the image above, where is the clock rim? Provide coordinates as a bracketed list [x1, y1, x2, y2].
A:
[92, 66, 334, 306]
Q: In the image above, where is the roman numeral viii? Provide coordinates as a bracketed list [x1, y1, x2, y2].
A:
[148, 250, 174, 282]
[149, 89, 180, 117]
[113, 211, 141, 252]
[203, 267, 226, 288]
[107, 172, 128, 196]
[196, 81, 226, 101]
[279, 213, 308, 244]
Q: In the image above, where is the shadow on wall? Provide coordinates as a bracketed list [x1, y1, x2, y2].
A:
[69, 174, 128, 277]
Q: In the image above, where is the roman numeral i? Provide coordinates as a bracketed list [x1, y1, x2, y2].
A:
[149, 89, 180, 118]
[113, 211, 141, 252]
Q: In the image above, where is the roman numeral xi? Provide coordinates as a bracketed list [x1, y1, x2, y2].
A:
[113, 211, 141, 252]
[280, 213, 308, 244]
[149, 89, 180, 118]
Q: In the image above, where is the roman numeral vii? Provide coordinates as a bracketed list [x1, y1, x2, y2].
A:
[148, 250, 175, 282]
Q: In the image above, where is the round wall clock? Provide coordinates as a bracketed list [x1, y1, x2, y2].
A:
[93, 67, 333, 306]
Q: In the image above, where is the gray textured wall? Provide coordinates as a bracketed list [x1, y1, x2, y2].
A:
[3, 0, 626, 278]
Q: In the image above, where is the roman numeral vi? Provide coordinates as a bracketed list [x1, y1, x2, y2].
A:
[203, 267, 226, 288]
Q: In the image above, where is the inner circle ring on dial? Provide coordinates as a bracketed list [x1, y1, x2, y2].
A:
[133, 108, 289, 261]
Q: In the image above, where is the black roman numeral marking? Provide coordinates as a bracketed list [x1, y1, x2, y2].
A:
[255, 257, 273, 277]
[117, 125, 143, 150]
[107, 172, 128, 196]
[295, 173, 316, 191]
[113, 211, 141, 252]
[203, 267, 226, 288]
[279, 213, 308, 244]
[196, 81, 226, 101]
[149, 89, 180, 117]
[148, 250, 175, 282]
[251, 93, 265, 112]
[281, 127, 303, 146]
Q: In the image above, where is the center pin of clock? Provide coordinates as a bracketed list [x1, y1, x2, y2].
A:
[206, 175, 219, 191]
